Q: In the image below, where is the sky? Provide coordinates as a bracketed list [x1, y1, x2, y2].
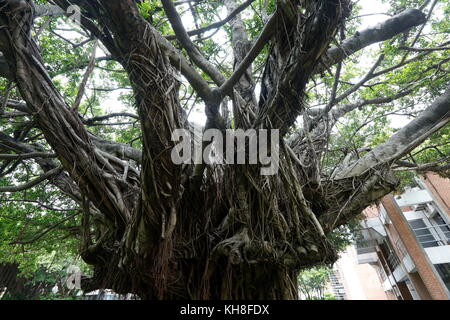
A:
[358, 0, 391, 28]
[184, 0, 392, 125]
[99, 0, 396, 127]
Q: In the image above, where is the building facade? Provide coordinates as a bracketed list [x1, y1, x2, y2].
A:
[355, 173, 450, 300]
[331, 245, 388, 300]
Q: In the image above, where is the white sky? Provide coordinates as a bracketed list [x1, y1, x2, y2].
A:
[185, 0, 392, 126]
[100, 0, 398, 127]
[358, 0, 391, 28]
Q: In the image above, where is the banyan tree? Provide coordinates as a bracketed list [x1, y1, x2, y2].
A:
[0, 0, 449, 299]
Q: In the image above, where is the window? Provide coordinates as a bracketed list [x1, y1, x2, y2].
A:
[434, 263, 450, 292]
[408, 219, 439, 248]
[380, 240, 400, 270]
[431, 214, 450, 244]
[405, 279, 420, 300]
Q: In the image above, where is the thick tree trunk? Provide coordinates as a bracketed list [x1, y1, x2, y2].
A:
[96, 161, 396, 299]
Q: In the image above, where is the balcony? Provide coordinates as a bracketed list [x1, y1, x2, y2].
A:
[386, 251, 401, 271]
[360, 217, 387, 238]
[356, 239, 379, 264]
[395, 189, 433, 207]
[410, 223, 450, 265]
[356, 239, 377, 254]
[411, 223, 450, 248]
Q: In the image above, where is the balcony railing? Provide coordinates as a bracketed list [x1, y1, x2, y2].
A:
[394, 236, 408, 259]
[356, 239, 378, 255]
[379, 266, 388, 282]
[386, 251, 401, 270]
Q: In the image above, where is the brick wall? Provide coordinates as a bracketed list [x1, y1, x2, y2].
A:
[421, 172, 450, 217]
[381, 195, 450, 300]
[363, 205, 380, 219]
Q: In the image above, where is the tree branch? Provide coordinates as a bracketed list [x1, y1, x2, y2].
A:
[0, 152, 57, 160]
[219, 13, 277, 97]
[9, 211, 80, 245]
[317, 9, 426, 74]
[334, 85, 450, 179]
[0, 166, 63, 193]
[72, 40, 98, 112]
[0, 132, 82, 202]
[161, 0, 226, 87]
[165, 0, 257, 40]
